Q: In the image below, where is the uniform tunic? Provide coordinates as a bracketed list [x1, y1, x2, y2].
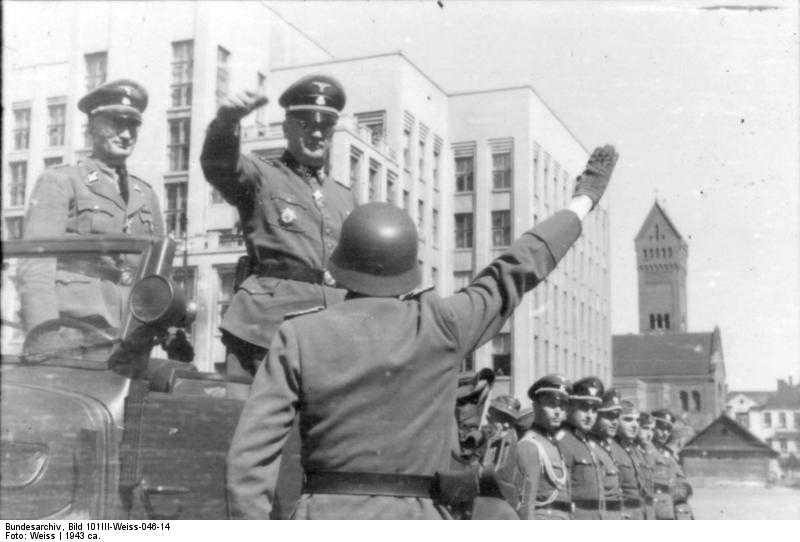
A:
[636, 442, 656, 519]
[21, 157, 164, 329]
[652, 443, 692, 520]
[518, 425, 571, 520]
[200, 119, 355, 349]
[227, 210, 582, 519]
[592, 436, 623, 520]
[556, 427, 604, 520]
[611, 438, 648, 519]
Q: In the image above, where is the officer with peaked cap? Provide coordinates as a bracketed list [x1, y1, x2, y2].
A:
[589, 388, 624, 519]
[612, 400, 649, 519]
[650, 409, 694, 519]
[517, 375, 573, 520]
[556, 376, 605, 520]
[226, 143, 619, 519]
[21, 79, 164, 332]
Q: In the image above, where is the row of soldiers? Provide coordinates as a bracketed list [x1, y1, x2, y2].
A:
[474, 374, 694, 520]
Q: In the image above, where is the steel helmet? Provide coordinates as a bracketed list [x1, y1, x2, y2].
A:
[328, 202, 421, 296]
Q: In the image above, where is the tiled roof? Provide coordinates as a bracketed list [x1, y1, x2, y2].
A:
[612, 331, 719, 377]
[726, 390, 774, 406]
[681, 415, 777, 457]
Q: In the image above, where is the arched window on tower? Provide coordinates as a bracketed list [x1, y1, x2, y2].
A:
[650, 314, 656, 329]
[680, 391, 689, 412]
[656, 314, 663, 329]
[664, 314, 670, 329]
[692, 391, 702, 411]
[668, 247, 673, 258]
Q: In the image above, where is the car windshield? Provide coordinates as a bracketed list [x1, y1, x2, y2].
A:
[1, 238, 149, 365]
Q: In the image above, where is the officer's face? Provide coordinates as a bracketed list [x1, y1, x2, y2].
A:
[638, 424, 654, 445]
[284, 111, 337, 167]
[91, 114, 140, 163]
[594, 410, 619, 438]
[653, 420, 672, 445]
[568, 400, 598, 432]
[534, 393, 568, 429]
[618, 413, 640, 440]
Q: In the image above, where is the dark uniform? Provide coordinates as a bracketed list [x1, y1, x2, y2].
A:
[517, 376, 572, 520]
[651, 410, 693, 519]
[200, 75, 355, 377]
[21, 80, 163, 330]
[636, 412, 656, 519]
[591, 388, 623, 520]
[557, 378, 606, 520]
[613, 438, 648, 520]
[227, 205, 583, 519]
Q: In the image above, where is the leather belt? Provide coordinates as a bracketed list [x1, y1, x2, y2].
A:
[304, 471, 435, 498]
[58, 260, 122, 282]
[573, 499, 602, 510]
[644, 496, 654, 505]
[538, 501, 573, 513]
[624, 498, 643, 508]
[605, 500, 624, 511]
[254, 260, 331, 286]
[654, 483, 671, 493]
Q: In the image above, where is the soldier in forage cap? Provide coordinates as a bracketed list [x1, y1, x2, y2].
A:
[612, 400, 649, 520]
[227, 143, 619, 519]
[21, 79, 165, 335]
[556, 376, 606, 520]
[636, 412, 657, 519]
[201, 74, 354, 381]
[650, 410, 694, 519]
[516, 375, 573, 520]
[589, 388, 623, 519]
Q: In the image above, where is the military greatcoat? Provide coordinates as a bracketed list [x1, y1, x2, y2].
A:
[200, 119, 355, 351]
[21, 157, 164, 329]
[227, 210, 582, 519]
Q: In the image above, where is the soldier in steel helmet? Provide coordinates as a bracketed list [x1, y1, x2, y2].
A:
[226, 144, 619, 519]
[556, 376, 605, 520]
[517, 375, 573, 520]
[651, 409, 694, 519]
[20, 79, 165, 335]
[200, 74, 355, 379]
[589, 387, 624, 519]
[612, 400, 649, 519]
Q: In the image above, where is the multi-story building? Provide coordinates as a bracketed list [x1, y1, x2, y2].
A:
[3, 6, 612, 396]
[612, 202, 727, 431]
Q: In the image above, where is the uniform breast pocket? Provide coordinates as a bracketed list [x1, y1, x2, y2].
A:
[573, 458, 596, 485]
[76, 200, 118, 234]
[266, 193, 309, 233]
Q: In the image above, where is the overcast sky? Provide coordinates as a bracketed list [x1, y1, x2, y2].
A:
[268, 0, 800, 390]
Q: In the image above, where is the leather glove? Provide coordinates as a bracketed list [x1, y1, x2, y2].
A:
[216, 90, 269, 125]
[573, 144, 619, 208]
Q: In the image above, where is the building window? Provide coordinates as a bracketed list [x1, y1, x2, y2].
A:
[349, 147, 363, 189]
[171, 40, 194, 107]
[656, 314, 663, 329]
[763, 412, 772, 428]
[165, 181, 188, 237]
[84, 51, 107, 90]
[454, 213, 474, 249]
[417, 200, 425, 232]
[47, 103, 66, 147]
[492, 152, 512, 190]
[432, 208, 440, 247]
[418, 139, 426, 181]
[355, 111, 386, 146]
[368, 160, 380, 202]
[664, 313, 671, 329]
[692, 390, 702, 411]
[779, 439, 788, 452]
[779, 412, 787, 428]
[492, 332, 512, 377]
[216, 46, 230, 104]
[461, 351, 474, 373]
[168, 118, 191, 171]
[13, 107, 31, 150]
[9, 161, 27, 207]
[403, 128, 412, 171]
[679, 390, 689, 412]
[794, 411, 800, 429]
[255, 72, 267, 126]
[453, 270, 472, 291]
[431, 266, 439, 291]
[44, 156, 63, 168]
[216, 266, 236, 329]
[386, 170, 397, 205]
[491, 210, 511, 247]
[171, 266, 196, 337]
[402, 189, 410, 210]
[5, 217, 24, 240]
[735, 413, 749, 428]
[455, 156, 474, 192]
[650, 313, 656, 330]
[433, 138, 442, 190]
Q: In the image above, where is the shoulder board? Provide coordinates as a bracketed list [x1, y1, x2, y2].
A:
[555, 429, 566, 441]
[333, 177, 351, 190]
[255, 153, 283, 169]
[128, 173, 152, 188]
[398, 285, 435, 301]
[284, 305, 324, 320]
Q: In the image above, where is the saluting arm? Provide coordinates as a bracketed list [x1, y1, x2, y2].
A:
[226, 324, 301, 519]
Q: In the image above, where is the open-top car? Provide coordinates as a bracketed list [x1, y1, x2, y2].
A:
[0, 235, 268, 520]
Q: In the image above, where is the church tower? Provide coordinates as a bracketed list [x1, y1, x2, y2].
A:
[635, 201, 688, 333]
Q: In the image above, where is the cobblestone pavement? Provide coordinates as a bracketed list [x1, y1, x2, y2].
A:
[691, 485, 800, 519]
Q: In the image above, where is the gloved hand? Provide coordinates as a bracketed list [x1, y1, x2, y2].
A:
[216, 90, 269, 125]
[573, 145, 619, 208]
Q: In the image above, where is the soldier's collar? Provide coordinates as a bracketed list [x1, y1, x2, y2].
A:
[282, 151, 325, 183]
[87, 154, 125, 177]
[531, 421, 557, 437]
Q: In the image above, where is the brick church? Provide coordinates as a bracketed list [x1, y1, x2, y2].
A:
[612, 202, 728, 432]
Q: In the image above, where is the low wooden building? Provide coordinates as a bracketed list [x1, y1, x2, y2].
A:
[681, 415, 778, 486]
